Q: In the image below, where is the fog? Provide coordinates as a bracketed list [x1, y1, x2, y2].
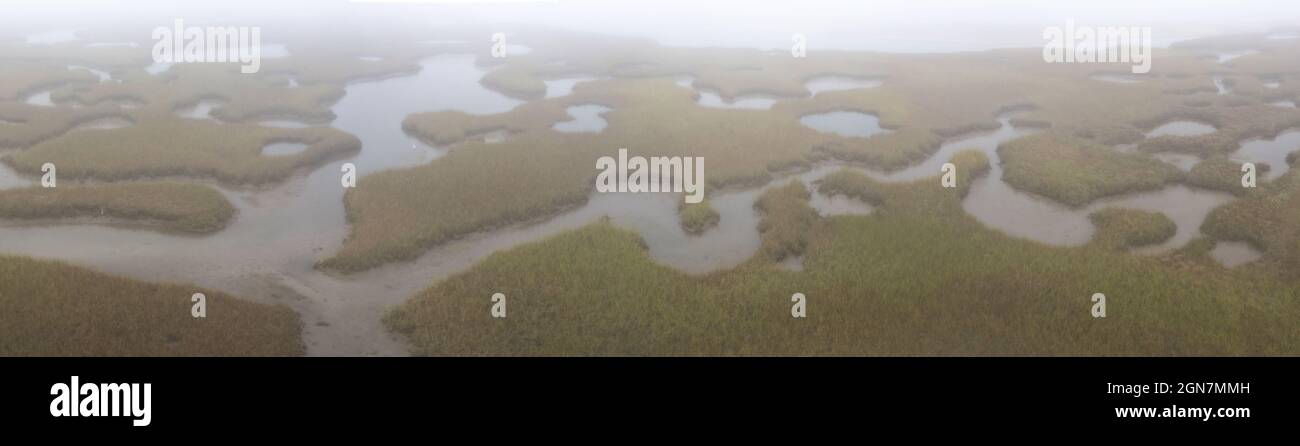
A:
[3, 0, 1298, 52]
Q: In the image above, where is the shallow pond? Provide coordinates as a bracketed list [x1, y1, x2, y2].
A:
[544, 76, 601, 98]
[1146, 121, 1216, 138]
[1153, 153, 1201, 171]
[552, 104, 610, 133]
[176, 99, 226, 120]
[1231, 130, 1300, 181]
[261, 142, 309, 156]
[800, 111, 889, 138]
[25, 91, 55, 107]
[696, 90, 783, 109]
[804, 75, 882, 95]
[1210, 241, 1263, 268]
[1091, 74, 1146, 84]
[71, 117, 132, 132]
[1216, 50, 1258, 64]
[68, 64, 112, 82]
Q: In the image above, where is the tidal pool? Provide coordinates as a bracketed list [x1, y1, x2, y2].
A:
[71, 117, 132, 132]
[261, 142, 309, 156]
[1231, 130, 1300, 181]
[1146, 121, 1216, 138]
[800, 111, 890, 138]
[1216, 50, 1259, 64]
[552, 104, 610, 133]
[259, 120, 314, 129]
[778, 255, 805, 272]
[145, 62, 173, 76]
[809, 193, 875, 216]
[695, 89, 783, 109]
[0, 150, 31, 189]
[175, 99, 226, 120]
[1153, 153, 1201, 171]
[1213, 76, 1230, 95]
[543, 76, 601, 98]
[25, 91, 55, 107]
[1210, 241, 1264, 268]
[1091, 74, 1145, 84]
[474, 128, 512, 143]
[673, 76, 790, 109]
[804, 75, 882, 95]
[68, 65, 113, 82]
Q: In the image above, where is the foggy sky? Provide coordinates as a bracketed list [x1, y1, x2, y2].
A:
[3, 0, 1298, 52]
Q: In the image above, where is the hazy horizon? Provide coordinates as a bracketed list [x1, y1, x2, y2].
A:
[3, 0, 1298, 52]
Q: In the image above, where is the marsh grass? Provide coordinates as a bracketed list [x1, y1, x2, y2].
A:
[1088, 208, 1177, 250]
[4, 119, 359, 184]
[324, 79, 849, 272]
[386, 151, 1300, 355]
[1186, 157, 1270, 195]
[754, 181, 820, 261]
[0, 61, 98, 101]
[0, 102, 135, 148]
[0, 255, 303, 356]
[999, 133, 1183, 206]
[353, 34, 1300, 272]
[0, 182, 234, 233]
[1202, 167, 1300, 277]
[678, 199, 719, 234]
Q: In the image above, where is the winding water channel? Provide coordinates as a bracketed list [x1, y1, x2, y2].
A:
[0, 51, 1291, 355]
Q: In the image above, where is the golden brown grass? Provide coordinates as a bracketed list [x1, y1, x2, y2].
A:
[345, 32, 1300, 273]
[324, 79, 844, 272]
[0, 182, 234, 233]
[0, 255, 303, 356]
[385, 150, 1299, 355]
[4, 118, 359, 184]
[0, 60, 99, 101]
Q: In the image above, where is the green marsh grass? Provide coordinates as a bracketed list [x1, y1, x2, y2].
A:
[678, 199, 720, 234]
[1088, 208, 1177, 250]
[999, 133, 1183, 206]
